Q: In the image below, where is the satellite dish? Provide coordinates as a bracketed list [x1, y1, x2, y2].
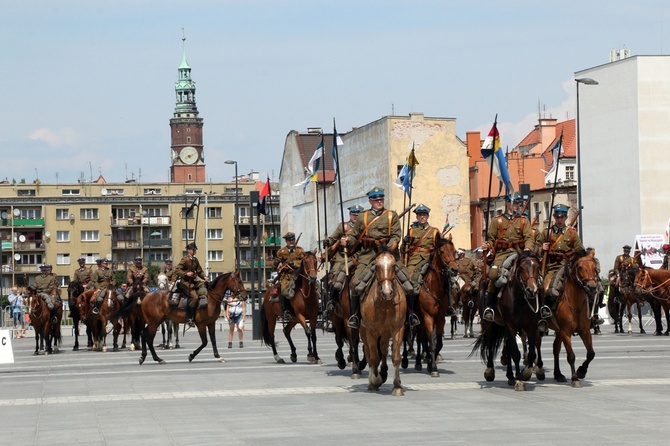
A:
[45, 231, 51, 237]
[1, 212, 6, 219]
[18, 235, 26, 242]
[14, 254, 20, 261]
[13, 208, 20, 217]
[106, 253, 112, 261]
[101, 188, 108, 196]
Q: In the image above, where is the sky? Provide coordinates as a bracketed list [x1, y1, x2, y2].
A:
[2, 0, 669, 185]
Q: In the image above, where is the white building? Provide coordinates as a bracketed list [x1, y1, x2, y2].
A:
[577, 55, 670, 267]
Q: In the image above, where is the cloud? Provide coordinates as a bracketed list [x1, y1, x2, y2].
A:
[28, 127, 83, 148]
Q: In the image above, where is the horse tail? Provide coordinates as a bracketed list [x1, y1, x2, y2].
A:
[259, 301, 274, 348]
[110, 294, 138, 320]
[469, 322, 506, 363]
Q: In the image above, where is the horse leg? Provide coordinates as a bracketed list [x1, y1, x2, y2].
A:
[349, 329, 362, 378]
[208, 322, 223, 361]
[159, 322, 167, 349]
[309, 319, 321, 364]
[188, 324, 209, 362]
[553, 332, 568, 382]
[507, 335, 522, 387]
[401, 328, 410, 370]
[575, 329, 595, 381]
[283, 321, 299, 363]
[334, 322, 346, 370]
[664, 305, 670, 336]
[365, 334, 382, 391]
[522, 331, 537, 382]
[173, 322, 180, 348]
[392, 325, 405, 396]
[637, 301, 645, 334]
[140, 323, 165, 365]
[72, 314, 80, 351]
[424, 316, 439, 377]
[379, 336, 390, 384]
[649, 300, 663, 335]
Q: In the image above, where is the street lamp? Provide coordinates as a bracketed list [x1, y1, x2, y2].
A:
[225, 160, 240, 271]
[575, 77, 599, 240]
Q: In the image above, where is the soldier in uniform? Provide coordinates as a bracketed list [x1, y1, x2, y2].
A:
[340, 187, 414, 329]
[454, 248, 477, 308]
[90, 259, 115, 314]
[163, 259, 177, 287]
[536, 204, 585, 324]
[613, 244, 636, 285]
[402, 204, 441, 327]
[35, 264, 61, 325]
[72, 257, 92, 288]
[273, 232, 306, 320]
[662, 244, 670, 270]
[175, 243, 209, 327]
[481, 194, 535, 322]
[127, 257, 150, 294]
[323, 204, 363, 313]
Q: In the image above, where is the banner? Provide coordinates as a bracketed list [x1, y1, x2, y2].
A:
[0, 330, 15, 364]
[634, 234, 664, 269]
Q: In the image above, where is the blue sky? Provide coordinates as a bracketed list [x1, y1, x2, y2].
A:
[2, 0, 668, 184]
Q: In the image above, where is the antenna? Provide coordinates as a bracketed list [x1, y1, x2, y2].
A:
[89, 161, 93, 182]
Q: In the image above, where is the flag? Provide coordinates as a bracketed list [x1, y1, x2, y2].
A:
[294, 175, 312, 194]
[332, 124, 343, 182]
[307, 139, 323, 174]
[549, 134, 564, 173]
[185, 196, 200, 216]
[394, 147, 419, 197]
[257, 178, 271, 215]
[480, 120, 514, 197]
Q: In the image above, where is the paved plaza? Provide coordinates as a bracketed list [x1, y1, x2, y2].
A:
[1, 321, 669, 445]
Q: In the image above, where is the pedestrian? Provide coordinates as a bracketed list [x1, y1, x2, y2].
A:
[227, 293, 246, 348]
[8, 286, 25, 338]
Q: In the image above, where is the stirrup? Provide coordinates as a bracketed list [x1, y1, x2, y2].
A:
[537, 320, 548, 334]
[482, 307, 494, 322]
[467, 300, 474, 308]
[409, 313, 420, 328]
[594, 316, 605, 326]
[347, 315, 360, 330]
[51, 317, 58, 325]
[283, 310, 292, 320]
[540, 305, 552, 319]
[186, 318, 195, 328]
[92, 307, 99, 315]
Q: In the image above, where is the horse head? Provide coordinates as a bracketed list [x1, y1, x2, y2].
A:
[515, 250, 541, 299]
[633, 267, 652, 295]
[156, 273, 169, 290]
[301, 251, 318, 284]
[570, 248, 600, 299]
[210, 270, 248, 301]
[374, 248, 398, 301]
[434, 237, 458, 276]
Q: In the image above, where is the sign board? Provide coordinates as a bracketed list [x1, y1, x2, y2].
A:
[634, 234, 664, 269]
[0, 330, 15, 364]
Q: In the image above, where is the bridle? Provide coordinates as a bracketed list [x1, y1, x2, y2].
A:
[296, 253, 319, 300]
[374, 252, 399, 301]
[209, 272, 248, 303]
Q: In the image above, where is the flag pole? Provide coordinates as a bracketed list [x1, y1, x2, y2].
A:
[542, 132, 564, 276]
[333, 119, 348, 276]
[320, 133, 329, 273]
[483, 115, 498, 241]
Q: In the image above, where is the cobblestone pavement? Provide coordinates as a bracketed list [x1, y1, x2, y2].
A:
[1, 322, 668, 445]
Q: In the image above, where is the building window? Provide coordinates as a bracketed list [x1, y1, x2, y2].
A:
[56, 231, 70, 242]
[80, 208, 99, 220]
[107, 188, 124, 195]
[17, 189, 36, 196]
[188, 174, 193, 181]
[113, 208, 137, 219]
[239, 206, 249, 217]
[57, 253, 71, 265]
[207, 207, 222, 218]
[181, 207, 195, 219]
[20, 254, 42, 265]
[143, 188, 162, 195]
[61, 189, 80, 196]
[181, 229, 195, 240]
[82, 253, 99, 264]
[187, 137, 191, 143]
[208, 250, 223, 261]
[56, 208, 69, 220]
[81, 230, 100, 242]
[565, 166, 575, 181]
[544, 202, 550, 221]
[185, 188, 202, 195]
[20, 209, 41, 219]
[207, 229, 223, 239]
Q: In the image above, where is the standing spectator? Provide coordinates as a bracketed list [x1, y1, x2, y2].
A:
[8, 286, 25, 338]
[226, 293, 246, 348]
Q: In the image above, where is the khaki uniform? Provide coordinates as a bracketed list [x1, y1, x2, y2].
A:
[404, 223, 441, 284]
[73, 266, 92, 286]
[127, 264, 149, 289]
[325, 221, 355, 291]
[613, 254, 635, 275]
[536, 225, 584, 293]
[486, 212, 534, 294]
[274, 245, 306, 298]
[455, 256, 477, 284]
[35, 273, 58, 296]
[175, 255, 208, 304]
[91, 267, 115, 289]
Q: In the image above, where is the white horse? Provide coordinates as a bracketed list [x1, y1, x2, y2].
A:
[156, 273, 169, 290]
[156, 273, 179, 349]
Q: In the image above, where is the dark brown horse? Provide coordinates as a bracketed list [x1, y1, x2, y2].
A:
[260, 251, 322, 364]
[77, 288, 123, 352]
[544, 248, 598, 387]
[606, 271, 625, 333]
[121, 275, 146, 351]
[634, 266, 670, 336]
[414, 237, 457, 377]
[67, 281, 92, 351]
[473, 251, 543, 390]
[457, 276, 480, 339]
[360, 249, 407, 395]
[138, 270, 247, 364]
[617, 264, 648, 334]
[26, 287, 62, 355]
[329, 274, 367, 378]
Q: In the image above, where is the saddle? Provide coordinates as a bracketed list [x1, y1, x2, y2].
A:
[168, 289, 206, 310]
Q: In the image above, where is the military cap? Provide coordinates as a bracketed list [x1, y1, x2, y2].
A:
[623, 245, 631, 251]
[100, 258, 109, 264]
[77, 257, 86, 263]
[553, 204, 569, 218]
[348, 205, 364, 214]
[40, 264, 50, 270]
[367, 187, 385, 200]
[186, 243, 198, 250]
[663, 244, 669, 251]
[456, 249, 465, 255]
[134, 257, 143, 262]
[283, 232, 296, 240]
[165, 259, 173, 264]
[96, 259, 103, 265]
[414, 204, 431, 214]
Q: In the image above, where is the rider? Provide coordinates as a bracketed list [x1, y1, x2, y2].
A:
[340, 187, 414, 330]
[163, 259, 177, 285]
[90, 259, 115, 315]
[273, 232, 306, 320]
[34, 264, 61, 325]
[454, 248, 477, 308]
[323, 204, 363, 314]
[401, 203, 440, 326]
[481, 193, 535, 322]
[72, 257, 92, 288]
[662, 244, 670, 270]
[175, 243, 209, 327]
[127, 256, 150, 296]
[613, 244, 636, 286]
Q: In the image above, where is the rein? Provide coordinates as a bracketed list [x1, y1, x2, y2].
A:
[638, 270, 670, 301]
[423, 243, 454, 303]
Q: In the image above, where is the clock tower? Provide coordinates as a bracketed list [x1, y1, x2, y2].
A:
[170, 38, 206, 183]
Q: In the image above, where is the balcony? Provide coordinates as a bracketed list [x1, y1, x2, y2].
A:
[143, 238, 172, 248]
[13, 241, 45, 251]
[142, 216, 171, 226]
[0, 218, 45, 227]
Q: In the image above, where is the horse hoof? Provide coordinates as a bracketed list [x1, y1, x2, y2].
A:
[640, 329, 646, 334]
[139, 357, 145, 365]
[129, 344, 135, 351]
[536, 368, 546, 381]
[401, 358, 408, 369]
[87, 347, 93, 351]
[507, 378, 515, 386]
[392, 387, 405, 396]
[521, 367, 533, 381]
[102, 347, 107, 353]
[571, 380, 582, 388]
[415, 363, 422, 372]
[316, 359, 323, 365]
[351, 373, 360, 380]
[337, 360, 346, 370]
[73, 346, 79, 351]
[33, 351, 39, 356]
[484, 367, 495, 382]
[188, 354, 194, 362]
[113, 347, 119, 352]
[436, 354, 443, 361]
[431, 371, 440, 378]
[555, 374, 567, 383]
[159, 360, 166, 365]
[218, 358, 226, 363]
[290, 355, 297, 363]
[307, 356, 315, 363]
[514, 381, 526, 391]
[277, 358, 285, 364]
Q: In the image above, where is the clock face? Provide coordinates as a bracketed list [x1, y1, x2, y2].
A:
[180, 146, 198, 164]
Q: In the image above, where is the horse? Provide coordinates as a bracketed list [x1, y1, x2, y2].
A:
[616, 264, 648, 334]
[544, 248, 599, 387]
[329, 274, 367, 378]
[67, 281, 93, 351]
[414, 237, 457, 376]
[138, 270, 247, 364]
[26, 287, 62, 355]
[634, 266, 670, 336]
[121, 275, 146, 351]
[77, 288, 123, 352]
[260, 251, 322, 364]
[473, 251, 543, 390]
[359, 249, 407, 395]
[154, 272, 180, 348]
[458, 275, 480, 339]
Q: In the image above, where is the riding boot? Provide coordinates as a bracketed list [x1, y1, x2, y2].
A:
[326, 287, 338, 313]
[50, 309, 58, 326]
[482, 291, 495, 322]
[185, 301, 196, 327]
[348, 295, 360, 330]
[406, 293, 420, 328]
[280, 296, 291, 321]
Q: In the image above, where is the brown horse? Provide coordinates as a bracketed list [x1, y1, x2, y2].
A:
[617, 264, 647, 334]
[121, 275, 146, 351]
[138, 270, 247, 364]
[329, 274, 367, 378]
[260, 251, 322, 364]
[77, 288, 123, 352]
[414, 237, 457, 377]
[67, 281, 92, 350]
[26, 287, 62, 355]
[634, 266, 670, 336]
[458, 276, 480, 339]
[606, 272, 625, 333]
[360, 249, 407, 395]
[473, 251, 543, 390]
[544, 248, 598, 387]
